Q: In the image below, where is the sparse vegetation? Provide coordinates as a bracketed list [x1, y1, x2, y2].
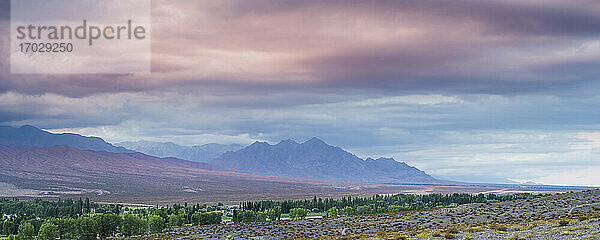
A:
[119, 189, 600, 240]
[3, 190, 600, 239]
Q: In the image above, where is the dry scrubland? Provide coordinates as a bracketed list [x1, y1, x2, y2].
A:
[127, 189, 600, 239]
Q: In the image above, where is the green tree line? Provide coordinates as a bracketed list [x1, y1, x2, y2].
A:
[1, 198, 223, 239]
[241, 193, 541, 214]
[232, 192, 543, 223]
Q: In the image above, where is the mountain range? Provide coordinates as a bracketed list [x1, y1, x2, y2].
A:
[211, 137, 439, 184]
[1, 145, 404, 202]
[116, 140, 242, 162]
[0, 125, 130, 153]
[0, 125, 442, 201]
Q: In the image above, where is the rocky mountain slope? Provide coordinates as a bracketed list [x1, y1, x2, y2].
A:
[211, 137, 439, 184]
[117, 140, 242, 162]
[0, 125, 130, 153]
[0, 145, 415, 203]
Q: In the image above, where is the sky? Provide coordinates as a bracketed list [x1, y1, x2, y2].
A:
[1, 0, 600, 186]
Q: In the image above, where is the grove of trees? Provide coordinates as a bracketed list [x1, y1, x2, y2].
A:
[235, 192, 542, 222]
[0, 198, 223, 239]
[241, 193, 540, 214]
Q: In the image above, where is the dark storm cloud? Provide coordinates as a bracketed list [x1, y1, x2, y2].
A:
[0, 0, 7, 21]
[225, 0, 600, 37]
[391, 0, 600, 37]
[0, 0, 598, 98]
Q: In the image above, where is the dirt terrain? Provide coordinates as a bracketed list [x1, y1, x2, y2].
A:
[127, 189, 600, 239]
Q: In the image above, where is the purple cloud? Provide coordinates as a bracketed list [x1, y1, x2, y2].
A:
[0, 0, 598, 98]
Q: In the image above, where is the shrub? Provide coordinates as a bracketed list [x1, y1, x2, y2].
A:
[326, 207, 340, 217]
[95, 214, 120, 238]
[37, 222, 60, 240]
[492, 223, 508, 231]
[121, 214, 147, 237]
[2, 221, 17, 236]
[509, 233, 525, 240]
[191, 212, 222, 225]
[342, 206, 355, 216]
[76, 217, 98, 240]
[148, 215, 165, 234]
[394, 234, 408, 240]
[357, 205, 372, 215]
[168, 214, 186, 227]
[556, 219, 569, 226]
[289, 208, 309, 219]
[267, 207, 281, 221]
[466, 226, 484, 232]
[232, 210, 264, 223]
[17, 222, 36, 240]
[50, 218, 76, 239]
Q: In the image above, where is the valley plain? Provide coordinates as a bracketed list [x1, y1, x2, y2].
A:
[0, 145, 579, 205]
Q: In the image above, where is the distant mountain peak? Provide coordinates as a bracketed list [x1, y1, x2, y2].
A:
[212, 137, 439, 184]
[250, 141, 270, 147]
[301, 137, 328, 146]
[277, 139, 299, 146]
[16, 125, 48, 135]
[0, 125, 130, 153]
[116, 140, 243, 162]
[20, 125, 41, 130]
[374, 157, 397, 162]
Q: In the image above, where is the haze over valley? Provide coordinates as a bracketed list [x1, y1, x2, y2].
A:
[0, 125, 586, 205]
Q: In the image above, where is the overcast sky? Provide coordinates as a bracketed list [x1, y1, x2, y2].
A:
[1, 0, 600, 186]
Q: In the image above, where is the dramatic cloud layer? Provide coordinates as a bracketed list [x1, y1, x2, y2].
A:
[1, 0, 599, 185]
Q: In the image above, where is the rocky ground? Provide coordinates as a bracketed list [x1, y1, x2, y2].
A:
[127, 189, 600, 239]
